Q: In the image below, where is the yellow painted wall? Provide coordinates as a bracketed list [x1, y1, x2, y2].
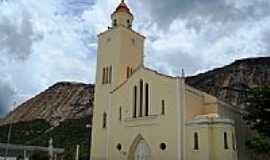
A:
[90, 3, 251, 160]
[186, 118, 238, 160]
[109, 68, 179, 160]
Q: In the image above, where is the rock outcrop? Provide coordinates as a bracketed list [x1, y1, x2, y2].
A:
[1, 57, 269, 126]
[1, 82, 94, 126]
[186, 57, 270, 108]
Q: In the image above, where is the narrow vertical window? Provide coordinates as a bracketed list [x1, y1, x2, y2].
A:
[102, 68, 105, 84]
[133, 86, 137, 118]
[104, 67, 108, 84]
[102, 112, 107, 128]
[127, 67, 130, 79]
[161, 100, 165, 115]
[139, 80, 143, 117]
[108, 67, 111, 83]
[106, 67, 109, 84]
[194, 132, 199, 150]
[119, 107, 122, 121]
[224, 132, 229, 149]
[113, 19, 117, 27]
[127, 67, 133, 78]
[109, 66, 112, 83]
[145, 83, 149, 116]
[232, 132, 236, 150]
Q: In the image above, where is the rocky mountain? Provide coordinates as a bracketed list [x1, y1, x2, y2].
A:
[0, 57, 269, 126]
[1, 82, 94, 126]
[186, 57, 270, 108]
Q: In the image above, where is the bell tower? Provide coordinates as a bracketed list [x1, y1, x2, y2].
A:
[91, 1, 145, 159]
[95, 0, 145, 89]
[111, 0, 134, 28]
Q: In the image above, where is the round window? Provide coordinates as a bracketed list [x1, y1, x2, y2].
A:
[117, 143, 122, 151]
[160, 143, 167, 150]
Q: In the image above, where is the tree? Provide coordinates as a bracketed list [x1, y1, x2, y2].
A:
[30, 151, 49, 160]
[244, 86, 270, 136]
[63, 144, 75, 160]
[244, 86, 270, 158]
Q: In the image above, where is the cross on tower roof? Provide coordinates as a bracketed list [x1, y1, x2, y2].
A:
[113, 0, 132, 16]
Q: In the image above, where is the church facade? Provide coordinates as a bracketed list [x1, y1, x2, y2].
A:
[90, 1, 251, 160]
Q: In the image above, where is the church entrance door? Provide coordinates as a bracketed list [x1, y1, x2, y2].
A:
[134, 140, 151, 160]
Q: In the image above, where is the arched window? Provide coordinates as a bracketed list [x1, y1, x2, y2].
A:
[102, 112, 107, 128]
[113, 19, 117, 27]
[133, 86, 137, 118]
[194, 132, 199, 150]
[161, 100, 165, 115]
[139, 80, 143, 117]
[119, 107, 122, 121]
[224, 132, 229, 149]
[145, 83, 149, 116]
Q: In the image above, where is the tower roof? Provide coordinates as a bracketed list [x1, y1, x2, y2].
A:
[112, 0, 133, 16]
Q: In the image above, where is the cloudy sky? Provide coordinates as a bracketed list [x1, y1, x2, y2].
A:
[0, 0, 270, 116]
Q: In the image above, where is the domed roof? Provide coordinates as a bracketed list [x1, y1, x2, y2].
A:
[112, 0, 133, 16]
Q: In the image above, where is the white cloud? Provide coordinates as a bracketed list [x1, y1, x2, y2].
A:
[0, 0, 97, 113]
[0, 0, 270, 115]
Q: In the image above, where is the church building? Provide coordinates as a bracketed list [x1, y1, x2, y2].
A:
[90, 1, 251, 160]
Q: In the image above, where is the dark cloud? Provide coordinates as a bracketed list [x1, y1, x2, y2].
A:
[0, 79, 16, 116]
[0, 10, 34, 61]
[135, 0, 270, 30]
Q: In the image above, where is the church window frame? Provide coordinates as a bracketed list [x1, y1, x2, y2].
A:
[145, 83, 149, 116]
[139, 80, 143, 117]
[102, 68, 105, 84]
[194, 132, 199, 150]
[102, 112, 107, 129]
[127, 66, 133, 79]
[160, 143, 167, 151]
[116, 143, 122, 151]
[224, 132, 229, 150]
[119, 106, 122, 121]
[133, 86, 137, 118]
[232, 132, 236, 151]
[161, 100, 165, 115]
[127, 67, 130, 79]
[109, 66, 112, 83]
[127, 19, 132, 28]
[105, 67, 108, 84]
[113, 19, 117, 27]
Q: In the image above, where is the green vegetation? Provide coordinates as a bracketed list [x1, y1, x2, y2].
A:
[244, 86, 270, 158]
[0, 116, 91, 160]
[0, 119, 51, 145]
[30, 151, 49, 160]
